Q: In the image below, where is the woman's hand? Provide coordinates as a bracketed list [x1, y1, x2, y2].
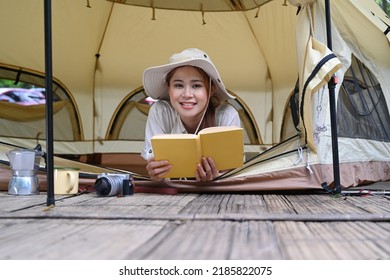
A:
[195, 156, 220, 182]
[146, 157, 172, 181]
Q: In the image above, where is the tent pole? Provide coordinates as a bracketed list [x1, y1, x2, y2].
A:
[325, 0, 341, 193]
[44, 0, 55, 206]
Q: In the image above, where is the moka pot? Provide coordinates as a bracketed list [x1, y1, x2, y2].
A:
[6, 149, 44, 195]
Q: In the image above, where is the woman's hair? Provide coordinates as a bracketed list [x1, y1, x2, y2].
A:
[165, 66, 223, 132]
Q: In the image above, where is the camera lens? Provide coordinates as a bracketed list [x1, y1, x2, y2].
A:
[94, 176, 123, 196]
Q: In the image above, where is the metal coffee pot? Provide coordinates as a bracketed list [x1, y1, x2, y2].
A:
[6, 148, 44, 195]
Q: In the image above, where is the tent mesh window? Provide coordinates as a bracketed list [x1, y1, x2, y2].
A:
[337, 55, 390, 142]
[107, 88, 150, 141]
[0, 66, 82, 141]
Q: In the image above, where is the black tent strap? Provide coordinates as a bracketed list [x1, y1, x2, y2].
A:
[300, 53, 337, 144]
[289, 80, 301, 132]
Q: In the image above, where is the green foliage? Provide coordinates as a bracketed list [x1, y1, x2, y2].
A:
[0, 79, 33, 89]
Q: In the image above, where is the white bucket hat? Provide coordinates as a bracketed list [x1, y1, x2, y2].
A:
[142, 48, 235, 101]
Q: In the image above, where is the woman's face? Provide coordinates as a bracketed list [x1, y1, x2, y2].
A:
[167, 66, 210, 128]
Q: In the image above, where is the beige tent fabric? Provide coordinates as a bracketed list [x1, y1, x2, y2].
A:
[350, 0, 390, 43]
[300, 37, 341, 151]
[328, 0, 390, 110]
[296, 4, 342, 151]
[107, 0, 270, 11]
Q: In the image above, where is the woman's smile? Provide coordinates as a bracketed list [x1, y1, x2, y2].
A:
[179, 101, 197, 109]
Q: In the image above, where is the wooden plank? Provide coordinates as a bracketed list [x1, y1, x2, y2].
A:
[343, 196, 390, 214]
[228, 221, 284, 259]
[0, 192, 48, 213]
[0, 192, 198, 218]
[262, 194, 297, 214]
[127, 221, 246, 259]
[0, 218, 168, 259]
[179, 193, 268, 215]
[1, 217, 388, 259]
[273, 221, 390, 259]
[265, 193, 390, 215]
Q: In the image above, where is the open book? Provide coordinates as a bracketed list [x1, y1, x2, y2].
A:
[151, 126, 244, 178]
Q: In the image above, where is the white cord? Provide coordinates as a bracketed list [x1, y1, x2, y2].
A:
[306, 147, 313, 174]
[294, 138, 303, 165]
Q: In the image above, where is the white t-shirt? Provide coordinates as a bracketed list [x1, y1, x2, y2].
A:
[141, 100, 241, 160]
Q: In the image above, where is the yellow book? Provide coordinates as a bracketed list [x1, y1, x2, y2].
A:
[151, 126, 244, 178]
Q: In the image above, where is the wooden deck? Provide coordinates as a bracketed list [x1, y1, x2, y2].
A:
[0, 181, 389, 260]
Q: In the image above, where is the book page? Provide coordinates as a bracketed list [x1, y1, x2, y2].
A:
[198, 126, 241, 134]
[151, 135, 201, 178]
[199, 126, 244, 170]
[151, 134, 197, 139]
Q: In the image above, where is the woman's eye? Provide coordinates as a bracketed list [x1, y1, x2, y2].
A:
[192, 83, 203, 89]
[173, 83, 183, 88]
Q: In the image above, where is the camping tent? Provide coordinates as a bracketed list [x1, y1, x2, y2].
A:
[0, 0, 389, 192]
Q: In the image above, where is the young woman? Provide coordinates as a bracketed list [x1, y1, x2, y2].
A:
[141, 48, 241, 181]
